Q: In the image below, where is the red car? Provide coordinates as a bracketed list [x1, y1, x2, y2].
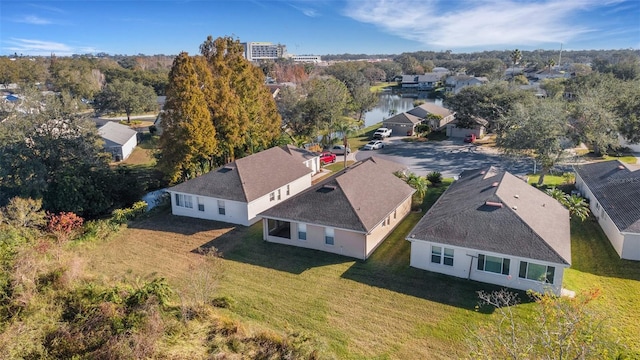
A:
[464, 133, 477, 143]
[319, 152, 337, 165]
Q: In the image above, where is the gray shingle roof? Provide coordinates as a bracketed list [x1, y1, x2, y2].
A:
[574, 160, 640, 233]
[98, 122, 137, 147]
[260, 157, 415, 232]
[409, 167, 571, 265]
[407, 103, 454, 119]
[383, 112, 423, 125]
[168, 146, 313, 202]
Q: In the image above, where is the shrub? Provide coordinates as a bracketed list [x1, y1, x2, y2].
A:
[427, 171, 443, 185]
[47, 212, 84, 243]
[111, 201, 148, 224]
[0, 197, 47, 229]
[211, 296, 235, 309]
[148, 125, 157, 135]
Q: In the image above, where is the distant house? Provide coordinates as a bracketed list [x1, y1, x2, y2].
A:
[260, 157, 415, 259]
[98, 122, 138, 162]
[407, 102, 456, 130]
[446, 116, 487, 139]
[407, 167, 571, 296]
[166, 145, 319, 226]
[574, 160, 640, 261]
[444, 75, 488, 94]
[382, 112, 424, 136]
[619, 135, 640, 153]
[401, 73, 447, 91]
[532, 68, 572, 81]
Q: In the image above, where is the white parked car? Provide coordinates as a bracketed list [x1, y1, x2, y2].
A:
[363, 140, 384, 150]
[373, 127, 392, 139]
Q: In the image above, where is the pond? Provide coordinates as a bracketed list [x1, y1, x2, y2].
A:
[363, 93, 443, 127]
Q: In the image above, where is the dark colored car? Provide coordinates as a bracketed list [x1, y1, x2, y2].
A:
[319, 152, 337, 165]
[464, 133, 477, 143]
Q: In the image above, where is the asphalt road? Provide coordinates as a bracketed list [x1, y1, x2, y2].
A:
[355, 137, 535, 178]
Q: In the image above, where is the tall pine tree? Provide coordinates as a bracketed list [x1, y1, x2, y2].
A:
[158, 52, 217, 184]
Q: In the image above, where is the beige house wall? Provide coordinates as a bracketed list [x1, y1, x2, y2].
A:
[364, 196, 413, 258]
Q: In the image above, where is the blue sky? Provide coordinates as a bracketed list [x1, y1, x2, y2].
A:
[1, 0, 639, 56]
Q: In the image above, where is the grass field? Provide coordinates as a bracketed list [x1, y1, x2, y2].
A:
[78, 178, 640, 358]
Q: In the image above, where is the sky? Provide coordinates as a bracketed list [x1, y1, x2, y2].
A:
[1, 0, 639, 57]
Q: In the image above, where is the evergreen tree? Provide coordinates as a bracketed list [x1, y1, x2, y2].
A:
[158, 52, 217, 184]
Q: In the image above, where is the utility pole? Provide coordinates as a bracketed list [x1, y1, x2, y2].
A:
[558, 43, 563, 67]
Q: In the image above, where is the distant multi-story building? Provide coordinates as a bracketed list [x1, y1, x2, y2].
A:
[242, 42, 287, 61]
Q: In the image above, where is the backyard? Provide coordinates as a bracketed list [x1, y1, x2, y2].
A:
[78, 180, 640, 358]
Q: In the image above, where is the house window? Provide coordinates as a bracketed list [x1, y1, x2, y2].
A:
[270, 192, 275, 201]
[519, 261, 555, 284]
[286, 184, 290, 196]
[298, 223, 306, 241]
[431, 246, 454, 266]
[325, 227, 334, 245]
[477, 254, 510, 275]
[277, 189, 281, 200]
[175, 194, 193, 209]
[197, 197, 204, 211]
[217, 200, 225, 215]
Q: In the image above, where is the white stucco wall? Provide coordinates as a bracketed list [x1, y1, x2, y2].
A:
[446, 125, 484, 138]
[621, 233, 640, 261]
[303, 157, 320, 175]
[168, 191, 249, 225]
[120, 133, 138, 160]
[168, 173, 311, 227]
[247, 174, 311, 224]
[575, 173, 632, 259]
[408, 240, 566, 295]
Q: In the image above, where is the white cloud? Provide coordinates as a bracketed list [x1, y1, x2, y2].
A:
[343, 0, 603, 49]
[5, 38, 73, 55]
[16, 15, 52, 25]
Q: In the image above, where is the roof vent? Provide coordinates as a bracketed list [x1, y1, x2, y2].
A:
[514, 194, 519, 199]
[485, 201, 503, 208]
[618, 165, 625, 170]
[318, 184, 337, 193]
[480, 170, 486, 175]
[512, 206, 518, 210]
[491, 182, 499, 187]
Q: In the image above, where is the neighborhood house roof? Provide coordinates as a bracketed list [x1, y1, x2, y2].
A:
[168, 145, 313, 203]
[98, 122, 137, 147]
[401, 73, 447, 84]
[574, 160, 640, 233]
[407, 103, 455, 119]
[383, 112, 423, 125]
[260, 157, 415, 233]
[409, 167, 571, 265]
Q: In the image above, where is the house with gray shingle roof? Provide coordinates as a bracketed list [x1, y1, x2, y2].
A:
[260, 156, 415, 259]
[382, 112, 424, 137]
[401, 73, 447, 90]
[407, 167, 571, 295]
[98, 121, 138, 161]
[574, 160, 640, 261]
[167, 145, 319, 226]
[407, 102, 456, 130]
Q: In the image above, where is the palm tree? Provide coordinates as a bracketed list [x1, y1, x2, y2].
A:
[332, 117, 360, 169]
[545, 187, 567, 205]
[546, 58, 556, 70]
[564, 194, 590, 222]
[510, 49, 522, 83]
[406, 173, 428, 201]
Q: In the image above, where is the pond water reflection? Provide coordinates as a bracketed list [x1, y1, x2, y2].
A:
[364, 93, 443, 127]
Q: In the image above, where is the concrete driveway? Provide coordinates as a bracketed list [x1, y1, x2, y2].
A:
[354, 137, 535, 178]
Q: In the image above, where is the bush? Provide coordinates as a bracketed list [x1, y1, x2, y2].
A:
[416, 124, 432, 135]
[111, 201, 148, 225]
[148, 125, 157, 135]
[211, 296, 235, 309]
[427, 171, 443, 185]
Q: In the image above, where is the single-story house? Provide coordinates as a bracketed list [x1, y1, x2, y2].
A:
[260, 156, 415, 260]
[407, 167, 571, 295]
[444, 75, 488, 94]
[401, 73, 447, 91]
[382, 112, 424, 136]
[619, 135, 640, 153]
[98, 121, 138, 161]
[532, 68, 572, 81]
[407, 102, 456, 130]
[446, 116, 487, 139]
[574, 160, 640, 260]
[167, 145, 318, 226]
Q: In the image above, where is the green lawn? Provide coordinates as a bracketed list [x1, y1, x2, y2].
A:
[83, 176, 640, 358]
